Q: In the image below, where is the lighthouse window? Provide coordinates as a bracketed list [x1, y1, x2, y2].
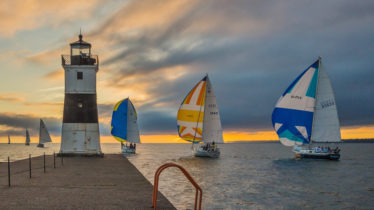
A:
[77, 72, 83, 80]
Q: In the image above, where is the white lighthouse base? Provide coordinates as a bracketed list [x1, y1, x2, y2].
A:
[60, 123, 102, 156]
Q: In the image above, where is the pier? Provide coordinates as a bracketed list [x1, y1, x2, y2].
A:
[0, 154, 175, 209]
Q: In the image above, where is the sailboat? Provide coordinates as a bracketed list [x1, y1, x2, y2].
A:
[111, 98, 140, 154]
[272, 57, 341, 160]
[25, 129, 30, 145]
[8, 134, 10, 144]
[37, 119, 52, 148]
[177, 75, 224, 158]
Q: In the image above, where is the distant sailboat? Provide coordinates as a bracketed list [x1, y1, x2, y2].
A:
[111, 98, 140, 154]
[8, 134, 10, 144]
[25, 129, 30, 145]
[177, 75, 224, 158]
[37, 119, 52, 148]
[272, 57, 341, 160]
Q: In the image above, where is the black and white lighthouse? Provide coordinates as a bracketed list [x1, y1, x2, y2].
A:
[59, 33, 102, 156]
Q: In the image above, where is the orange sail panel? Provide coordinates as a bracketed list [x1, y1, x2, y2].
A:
[177, 76, 207, 142]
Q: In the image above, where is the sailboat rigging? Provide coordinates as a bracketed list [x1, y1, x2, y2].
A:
[272, 57, 341, 160]
[37, 119, 52, 148]
[177, 75, 224, 158]
[111, 98, 140, 154]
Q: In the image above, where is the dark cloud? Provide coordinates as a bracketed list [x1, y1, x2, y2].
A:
[67, 0, 374, 133]
[138, 111, 176, 134]
[0, 113, 61, 137]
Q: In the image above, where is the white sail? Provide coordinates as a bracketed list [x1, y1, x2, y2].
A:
[202, 76, 224, 143]
[126, 99, 140, 143]
[26, 129, 30, 143]
[311, 61, 341, 143]
[39, 119, 52, 144]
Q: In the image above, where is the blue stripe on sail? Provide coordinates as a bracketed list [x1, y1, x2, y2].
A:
[272, 107, 313, 144]
[283, 60, 320, 96]
[111, 99, 128, 141]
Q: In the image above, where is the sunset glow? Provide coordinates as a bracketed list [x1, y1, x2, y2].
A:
[2, 125, 374, 144]
[0, 0, 373, 144]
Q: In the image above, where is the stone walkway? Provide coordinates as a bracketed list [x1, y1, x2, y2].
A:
[0, 154, 175, 209]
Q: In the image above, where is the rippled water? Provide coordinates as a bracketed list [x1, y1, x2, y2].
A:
[1, 143, 374, 209]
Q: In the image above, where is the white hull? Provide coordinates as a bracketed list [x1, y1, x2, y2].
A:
[293, 146, 340, 160]
[194, 146, 220, 158]
[122, 146, 136, 154]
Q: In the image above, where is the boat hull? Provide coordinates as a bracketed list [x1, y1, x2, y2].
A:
[25, 143, 30, 146]
[295, 152, 340, 160]
[122, 146, 135, 155]
[293, 147, 340, 160]
[37, 143, 44, 148]
[194, 147, 220, 158]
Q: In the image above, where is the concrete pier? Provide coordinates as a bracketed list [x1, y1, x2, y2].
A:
[0, 154, 175, 209]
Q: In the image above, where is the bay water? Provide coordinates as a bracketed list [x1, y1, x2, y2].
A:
[1, 142, 373, 209]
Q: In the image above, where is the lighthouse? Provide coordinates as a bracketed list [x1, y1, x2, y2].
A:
[59, 33, 102, 156]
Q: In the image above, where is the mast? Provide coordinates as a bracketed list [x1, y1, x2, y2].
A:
[127, 97, 130, 144]
[191, 75, 208, 149]
[191, 93, 204, 149]
[308, 57, 321, 146]
[26, 129, 30, 144]
[39, 119, 42, 145]
[310, 57, 341, 143]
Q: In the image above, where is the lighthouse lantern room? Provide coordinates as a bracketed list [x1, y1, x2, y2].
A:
[59, 33, 102, 156]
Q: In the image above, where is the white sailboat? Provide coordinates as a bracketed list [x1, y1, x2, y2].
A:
[25, 129, 30, 145]
[272, 57, 341, 160]
[37, 119, 52, 148]
[177, 75, 224, 158]
[111, 98, 140, 154]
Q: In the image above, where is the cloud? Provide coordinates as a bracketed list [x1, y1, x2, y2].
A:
[0, 0, 105, 38]
[0, 112, 61, 137]
[95, 0, 374, 132]
[0, 93, 25, 103]
[12, 0, 374, 134]
[42, 69, 64, 81]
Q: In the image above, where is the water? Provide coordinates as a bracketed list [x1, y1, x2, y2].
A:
[1, 143, 374, 209]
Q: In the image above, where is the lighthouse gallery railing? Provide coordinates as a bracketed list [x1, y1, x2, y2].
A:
[62, 55, 99, 66]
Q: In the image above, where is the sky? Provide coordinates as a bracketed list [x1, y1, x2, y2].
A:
[0, 0, 373, 143]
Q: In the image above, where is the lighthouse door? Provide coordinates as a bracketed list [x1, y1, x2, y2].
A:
[73, 131, 86, 152]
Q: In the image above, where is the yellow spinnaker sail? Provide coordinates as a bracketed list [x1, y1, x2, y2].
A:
[177, 76, 207, 142]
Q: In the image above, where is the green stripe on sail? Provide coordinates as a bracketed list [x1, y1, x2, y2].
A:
[306, 68, 318, 98]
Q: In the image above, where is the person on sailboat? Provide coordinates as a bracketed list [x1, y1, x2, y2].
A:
[134, 143, 136, 149]
[212, 141, 216, 151]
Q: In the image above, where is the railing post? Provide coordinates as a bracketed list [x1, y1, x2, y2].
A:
[29, 154, 32, 178]
[152, 163, 202, 210]
[8, 156, 10, 187]
[43, 152, 46, 173]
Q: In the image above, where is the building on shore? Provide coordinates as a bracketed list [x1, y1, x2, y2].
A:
[59, 33, 102, 156]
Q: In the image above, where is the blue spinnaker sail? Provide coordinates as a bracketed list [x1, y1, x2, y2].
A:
[272, 60, 319, 146]
[111, 98, 129, 142]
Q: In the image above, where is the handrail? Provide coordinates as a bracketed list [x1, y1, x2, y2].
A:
[152, 163, 202, 210]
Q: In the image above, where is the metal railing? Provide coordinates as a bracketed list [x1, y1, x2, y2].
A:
[152, 163, 202, 210]
[61, 55, 99, 67]
[4, 152, 62, 187]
